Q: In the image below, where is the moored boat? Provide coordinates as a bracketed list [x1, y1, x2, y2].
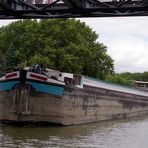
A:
[0, 65, 148, 125]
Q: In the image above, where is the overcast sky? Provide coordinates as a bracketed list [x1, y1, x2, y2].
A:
[0, 17, 148, 73]
[80, 17, 148, 73]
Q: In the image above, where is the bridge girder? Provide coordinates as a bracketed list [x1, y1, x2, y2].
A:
[0, 0, 148, 19]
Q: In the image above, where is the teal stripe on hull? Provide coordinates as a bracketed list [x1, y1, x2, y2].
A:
[26, 81, 64, 96]
[0, 81, 19, 91]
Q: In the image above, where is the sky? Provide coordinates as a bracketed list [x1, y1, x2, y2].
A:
[0, 17, 148, 73]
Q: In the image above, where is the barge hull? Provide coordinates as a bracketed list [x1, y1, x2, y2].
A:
[0, 83, 148, 125]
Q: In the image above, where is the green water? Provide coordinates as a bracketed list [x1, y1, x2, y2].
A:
[0, 116, 148, 148]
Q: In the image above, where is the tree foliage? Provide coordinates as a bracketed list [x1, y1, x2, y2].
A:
[0, 19, 114, 79]
[106, 72, 148, 87]
[106, 74, 133, 87]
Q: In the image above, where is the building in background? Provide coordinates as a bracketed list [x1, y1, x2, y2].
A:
[25, 0, 54, 4]
[134, 81, 148, 92]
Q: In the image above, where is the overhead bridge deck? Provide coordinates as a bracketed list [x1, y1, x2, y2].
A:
[0, 0, 148, 19]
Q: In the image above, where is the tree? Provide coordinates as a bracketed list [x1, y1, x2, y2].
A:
[106, 74, 133, 87]
[0, 19, 114, 79]
[5, 42, 15, 71]
[106, 72, 148, 87]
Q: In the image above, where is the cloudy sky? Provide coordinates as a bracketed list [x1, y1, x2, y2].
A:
[0, 17, 148, 73]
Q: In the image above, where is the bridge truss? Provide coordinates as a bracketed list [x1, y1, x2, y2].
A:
[0, 0, 148, 19]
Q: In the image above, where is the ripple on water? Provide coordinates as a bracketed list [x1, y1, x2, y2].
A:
[0, 117, 148, 148]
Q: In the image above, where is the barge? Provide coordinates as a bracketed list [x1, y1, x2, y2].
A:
[0, 65, 148, 125]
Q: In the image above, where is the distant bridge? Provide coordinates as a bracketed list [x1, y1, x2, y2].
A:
[0, 0, 148, 19]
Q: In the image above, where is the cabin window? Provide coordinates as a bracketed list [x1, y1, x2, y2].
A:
[59, 74, 62, 77]
[73, 75, 81, 85]
[51, 76, 57, 80]
[64, 77, 73, 84]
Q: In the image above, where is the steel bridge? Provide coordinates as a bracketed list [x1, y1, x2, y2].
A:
[0, 0, 148, 19]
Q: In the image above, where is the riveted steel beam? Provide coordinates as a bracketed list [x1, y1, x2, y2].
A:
[0, 0, 148, 19]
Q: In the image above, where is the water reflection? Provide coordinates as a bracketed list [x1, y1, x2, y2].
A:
[0, 116, 148, 148]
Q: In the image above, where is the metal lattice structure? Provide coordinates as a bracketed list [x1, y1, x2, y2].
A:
[0, 0, 148, 19]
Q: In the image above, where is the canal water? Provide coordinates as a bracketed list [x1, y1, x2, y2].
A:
[0, 116, 148, 148]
